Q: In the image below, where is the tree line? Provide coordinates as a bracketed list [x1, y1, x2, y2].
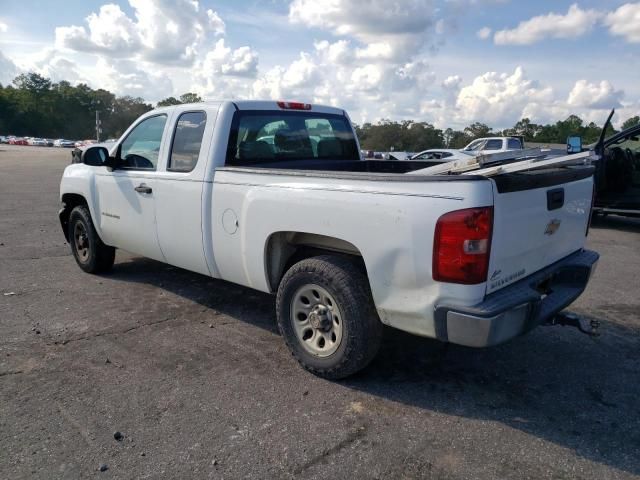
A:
[1, 72, 638, 148]
[0, 72, 203, 140]
[356, 115, 639, 152]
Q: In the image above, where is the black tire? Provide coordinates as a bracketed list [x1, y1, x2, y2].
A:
[68, 205, 115, 273]
[276, 255, 383, 379]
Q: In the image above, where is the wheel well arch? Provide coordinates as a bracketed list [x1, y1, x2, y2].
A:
[264, 231, 367, 292]
[59, 193, 89, 242]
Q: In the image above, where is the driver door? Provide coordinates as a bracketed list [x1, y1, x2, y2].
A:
[94, 114, 169, 261]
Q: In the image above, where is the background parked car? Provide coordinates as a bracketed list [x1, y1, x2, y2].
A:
[28, 138, 47, 146]
[74, 139, 97, 148]
[54, 139, 76, 148]
[9, 137, 28, 145]
[410, 149, 475, 162]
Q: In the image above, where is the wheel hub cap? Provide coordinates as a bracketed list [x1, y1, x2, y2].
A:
[74, 223, 90, 261]
[291, 284, 343, 358]
[309, 305, 332, 331]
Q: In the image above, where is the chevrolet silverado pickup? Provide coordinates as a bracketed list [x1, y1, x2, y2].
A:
[59, 100, 599, 378]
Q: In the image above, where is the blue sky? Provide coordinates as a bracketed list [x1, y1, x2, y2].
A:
[0, 0, 639, 128]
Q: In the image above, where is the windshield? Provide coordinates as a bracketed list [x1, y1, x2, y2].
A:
[463, 139, 486, 151]
[226, 110, 359, 165]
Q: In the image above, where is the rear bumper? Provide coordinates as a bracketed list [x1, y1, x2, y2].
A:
[434, 249, 599, 347]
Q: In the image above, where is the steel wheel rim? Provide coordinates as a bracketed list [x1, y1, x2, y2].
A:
[73, 222, 90, 262]
[290, 283, 343, 357]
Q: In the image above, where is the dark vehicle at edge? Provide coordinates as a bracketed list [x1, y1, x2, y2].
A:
[593, 110, 640, 217]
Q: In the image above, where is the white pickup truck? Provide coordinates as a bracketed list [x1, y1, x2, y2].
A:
[59, 100, 599, 378]
[461, 136, 525, 155]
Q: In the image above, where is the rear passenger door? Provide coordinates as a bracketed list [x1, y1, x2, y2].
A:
[153, 110, 212, 275]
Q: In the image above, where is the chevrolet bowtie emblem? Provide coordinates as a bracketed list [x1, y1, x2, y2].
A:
[545, 219, 561, 236]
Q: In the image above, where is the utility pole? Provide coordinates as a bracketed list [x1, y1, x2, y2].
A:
[95, 110, 101, 142]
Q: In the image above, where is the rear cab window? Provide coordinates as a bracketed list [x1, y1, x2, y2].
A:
[508, 138, 522, 149]
[168, 111, 207, 172]
[484, 139, 503, 150]
[226, 111, 359, 166]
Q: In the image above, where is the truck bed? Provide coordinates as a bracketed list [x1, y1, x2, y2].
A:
[226, 158, 443, 173]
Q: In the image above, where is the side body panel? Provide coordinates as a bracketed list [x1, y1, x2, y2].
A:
[209, 169, 494, 338]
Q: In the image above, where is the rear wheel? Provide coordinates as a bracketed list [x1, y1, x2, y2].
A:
[276, 255, 382, 379]
[68, 205, 115, 273]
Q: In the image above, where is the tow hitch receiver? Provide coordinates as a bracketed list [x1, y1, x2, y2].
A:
[546, 311, 600, 337]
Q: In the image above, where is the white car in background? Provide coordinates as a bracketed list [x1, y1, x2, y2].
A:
[410, 149, 475, 162]
[461, 136, 524, 155]
[28, 138, 47, 147]
[411, 137, 525, 163]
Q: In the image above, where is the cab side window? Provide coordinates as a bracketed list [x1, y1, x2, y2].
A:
[169, 111, 207, 172]
[508, 138, 522, 149]
[485, 139, 503, 150]
[120, 115, 167, 170]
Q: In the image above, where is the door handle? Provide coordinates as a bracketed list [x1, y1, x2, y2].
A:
[134, 183, 152, 194]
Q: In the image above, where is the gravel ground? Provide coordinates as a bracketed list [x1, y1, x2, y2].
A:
[1, 144, 639, 479]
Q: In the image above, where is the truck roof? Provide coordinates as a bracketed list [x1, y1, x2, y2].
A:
[152, 100, 346, 116]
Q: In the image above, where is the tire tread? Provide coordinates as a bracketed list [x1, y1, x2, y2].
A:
[276, 255, 382, 379]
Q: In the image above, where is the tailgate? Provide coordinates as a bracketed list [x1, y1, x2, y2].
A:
[486, 166, 594, 294]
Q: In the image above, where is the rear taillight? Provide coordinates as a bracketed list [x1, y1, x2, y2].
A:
[277, 101, 312, 110]
[433, 207, 493, 284]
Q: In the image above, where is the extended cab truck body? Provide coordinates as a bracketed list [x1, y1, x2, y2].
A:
[59, 101, 599, 378]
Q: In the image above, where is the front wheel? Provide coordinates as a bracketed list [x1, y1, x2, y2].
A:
[276, 255, 383, 379]
[68, 205, 115, 273]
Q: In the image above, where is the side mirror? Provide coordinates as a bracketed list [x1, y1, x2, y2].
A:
[103, 155, 118, 170]
[567, 136, 583, 154]
[82, 146, 110, 166]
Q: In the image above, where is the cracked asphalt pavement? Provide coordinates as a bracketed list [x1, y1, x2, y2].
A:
[1, 145, 639, 479]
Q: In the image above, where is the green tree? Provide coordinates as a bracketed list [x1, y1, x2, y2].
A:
[157, 92, 203, 108]
[508, 118, 541, 141]
[157, 96, 181, 107]
[355, 119, 443, 152]
[448, 130, 469, 148]
[463, 122, 492, 141]
[179, 92, 203, 104]
[621, 116, 640, 130]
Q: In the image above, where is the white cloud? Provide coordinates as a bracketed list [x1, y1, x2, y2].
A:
[453, 67, 555, 125]
[477, 27, 492, 40]
[96, 57, 173, 100]
[0, 50, 19, 85]
[55, 4, 142, 56]
[441, 74, 462, 106]
[50, 0, 258, 101]
[0, 21, 8, 33]
[314, 40, 353, 65]
[351, 64, 383, 92]
[56, 0, 225, 65]
[289, 0, 432, 36]
[20, 48, 86, 84]
[604, 2, 640, 43]
[200, 39, 258, 77]
[567, 80, 624, 109]
[288, 0, 438, 62]
[8, 0, 634, 130]
[494, 4, 602, 45]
